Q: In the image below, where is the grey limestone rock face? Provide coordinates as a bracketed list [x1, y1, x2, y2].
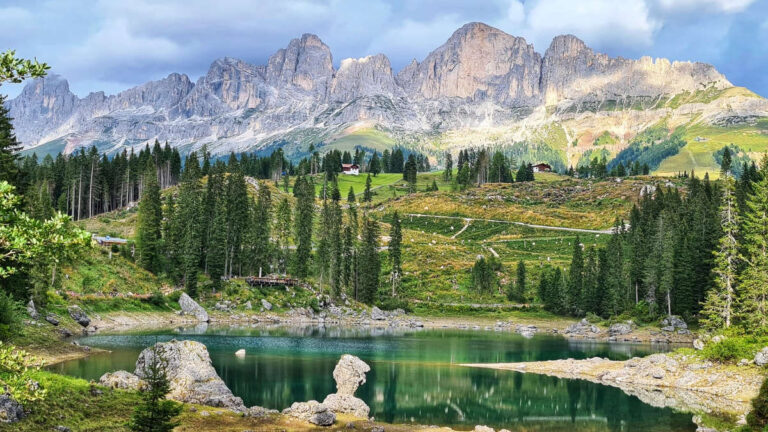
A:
[754, 347, 768, 366]
[8, 23, 753, 160]
[26, 300, 38, 320]
[332, 354, 371, 395]
[134, 339, 245, 411]
[608, 322, 633, 336]
[178, 293, 209, 322]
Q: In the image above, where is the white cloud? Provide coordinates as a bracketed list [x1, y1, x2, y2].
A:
[655, 0, 756, 14]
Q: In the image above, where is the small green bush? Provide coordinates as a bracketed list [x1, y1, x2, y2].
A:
[378, 297, 413, 313]
[144, 291, 165, 307]
[166, 290, 182, 304]
[702, 338, 753, 362]
[747, 375, 768, 430]
[0, 292, 22, 340]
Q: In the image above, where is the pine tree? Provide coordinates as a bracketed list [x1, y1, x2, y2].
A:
[250, 183, 272, 277]
[129, 345, 182, 432]
[274, 196, 292, 274]
[720, 146, 732, 173]
[207, 200, 227, 291]
[443, 152, 453, 182]
[358, 216, 380, 304]
[177, 175, 203, 296]
[369, 152, 381, 176]
[567, 237, 584, 315]
[293, 176, 314, 278]
[507, 260, 526, 302]
[701, 172, 739, 330]
[0, 95, 21, 187]
[136, 165, 163, 273]
[363, 174, 373, 202]
[737, 156, 768, 329]
[388, 211, 402, 296]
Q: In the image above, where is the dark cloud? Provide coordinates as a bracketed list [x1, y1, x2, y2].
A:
[1, 0, 766, 98]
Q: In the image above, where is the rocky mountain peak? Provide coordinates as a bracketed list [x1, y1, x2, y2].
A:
[266, 33, 333, 96]
[545, 34, 590, 58]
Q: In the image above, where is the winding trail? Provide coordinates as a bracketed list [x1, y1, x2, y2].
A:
[451, 218, 471, 239]
[404, 213, 619, 234]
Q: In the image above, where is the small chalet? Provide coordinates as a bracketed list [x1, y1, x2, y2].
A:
[532, 163, 552, 173]
[341, 163, 360, 175]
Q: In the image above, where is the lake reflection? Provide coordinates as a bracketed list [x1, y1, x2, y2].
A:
[52, 325, 696, 431]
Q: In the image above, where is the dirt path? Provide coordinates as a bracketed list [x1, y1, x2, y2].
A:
[404, 213, 618, 234]
[451, 218, 471, 239]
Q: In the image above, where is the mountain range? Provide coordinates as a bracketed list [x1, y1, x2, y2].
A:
[7, 22, 768, 174]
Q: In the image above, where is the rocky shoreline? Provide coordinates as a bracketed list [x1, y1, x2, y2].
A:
[463, 354, 764, 421]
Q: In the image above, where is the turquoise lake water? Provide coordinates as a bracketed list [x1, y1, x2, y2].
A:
[51, 325, 697, 431]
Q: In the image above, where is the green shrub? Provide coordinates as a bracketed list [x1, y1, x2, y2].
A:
[0, 292, 22, 340]
[584, 312, 602, 324]
[702, 338, 753, 362]
[144, 291, 165, 307]
[0, 342, 47, 404]
[166, 290, 182, 304]
[378, 296, 413, 313]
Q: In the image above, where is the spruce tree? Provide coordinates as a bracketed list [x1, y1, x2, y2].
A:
[177, 175, 203, 296]
[358, 216, 380, 304]
[369, 152, 381, 176]
[275, 196, 292, 274]
[136, 166, 163, 273]
[129, 345, 182, 432]
[0, 95, 21, 186]
[567, 237, 584, 315]
[443, 152, 453, 182]
[388, 211, 402, 296]
[363, 174, 373, 202]
[250, 183, 272, 277]
[508, 260, 526, 302]
[701, 173, 739, 330]
[737, 156, 768, 329]
[293, 176, 314, 278]
[207, 200, 227, 291]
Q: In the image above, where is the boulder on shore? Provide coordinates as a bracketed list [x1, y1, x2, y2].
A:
[178, 293, 209, 322]
[565, 319, 600, 336]
[754, 347, 768, 366]
[261, 299, 273, 311]
[283, 400, 335, 426]
[370, 306, 386, 321]
[321, 354, 372, 418]
[134, 339, 244, 411]
[99, 370, 145, 390]
[660, 315, 687, 330]
[67, 305, 90, 327]
[26, 300, 38, 320]
[608, 322, 633, 336]
[0, 394, 24, 423]
[45, 313, 60, 326]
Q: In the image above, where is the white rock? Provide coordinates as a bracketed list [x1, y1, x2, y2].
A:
[235, 349, 246, 357]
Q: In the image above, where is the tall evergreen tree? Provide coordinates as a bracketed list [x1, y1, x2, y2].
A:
[369, 151, 381, 176]
[136, 166, 163, 273]
[293, 176, 314, 278]
[702, 173, 739, 329]
[388, 211, 402, 296]
[507, 260, 526, 302]
[363, 174, 373, 202]
[274, 196, 292, 274]
[737, 156, 768, 329]
[0, 95, 21, 187]
[359, 216, 380, 304]
[443, 152, 453, 182]
[567, 237, 584, 315]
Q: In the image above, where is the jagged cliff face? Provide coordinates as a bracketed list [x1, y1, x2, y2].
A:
[7, 22, 766, 162]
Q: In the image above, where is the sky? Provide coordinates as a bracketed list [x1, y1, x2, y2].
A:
[2, 0, 767, 98]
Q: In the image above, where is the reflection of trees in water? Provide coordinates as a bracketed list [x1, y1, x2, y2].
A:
[383, 363, 398, 423]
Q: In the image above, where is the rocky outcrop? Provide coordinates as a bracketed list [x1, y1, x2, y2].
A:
[9, 22, 760, 164]
[754, 347, 768, 366]
[260, 299, 273, 311]
[67, 305, 90, 327]
[134, 340, 245, 411]
[321, 354, 371, 418]
[0, 394, 24, 423]
[564, 319, 600, 336]
[99, 370, 145, 390]
[26, 300, 38, 320]
[45, 313, 60, 326]
[178, 293, 209, 322]
[661, 315, 688, 332]
[282, 400, 335, 426]
[463, 353, 763, 417]
[608, 322, 633, 336]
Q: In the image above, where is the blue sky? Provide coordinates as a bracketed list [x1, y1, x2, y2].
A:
[1, 0, 767, 98]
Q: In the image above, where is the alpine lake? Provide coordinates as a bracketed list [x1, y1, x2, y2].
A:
[51, 324, 698, 431]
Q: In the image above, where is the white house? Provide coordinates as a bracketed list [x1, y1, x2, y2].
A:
[341, 163, 360, 175]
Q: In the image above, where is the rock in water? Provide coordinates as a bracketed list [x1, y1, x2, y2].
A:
[333, 354, 371, 395]
[99, 370, 145, 390]
[321, 355, 372, 418]
[283, 401, 335, 426]
[67, 305, 91, 327]
[260, 299, 272, 311]
[178, 293, 209, 322]
[26, 300, 38, 320]
[134, 339, 245, 411]
[235, 349, 246, 357]
[0, 394, 24, 423]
